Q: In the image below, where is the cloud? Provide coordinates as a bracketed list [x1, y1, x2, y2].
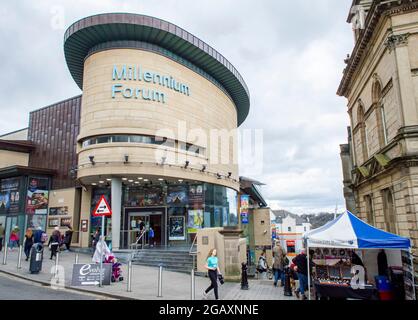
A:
[0, 0, 354, 214]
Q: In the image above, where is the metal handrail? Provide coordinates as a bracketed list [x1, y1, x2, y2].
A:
[130, 229, 146, 249]
[189, 235, 198, 272]
[189, 234, 197, 255]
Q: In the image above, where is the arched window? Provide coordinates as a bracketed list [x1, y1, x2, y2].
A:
[372, 76, 388, 147]
[382, 188, 397, 234]
[357, 103, 368, 162]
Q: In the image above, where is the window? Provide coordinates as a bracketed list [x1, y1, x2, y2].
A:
[81, 134, 176, 149]
[96, 136, 111, 144]
[381, 106, 388, 145]
[364, 194, 374, 225]
[287, 227, 291, 232]
[357, 103, 368, 162]
[304, 227, 306, 232]
[382, 188, 396, 234]
[111, 136, 129, 143]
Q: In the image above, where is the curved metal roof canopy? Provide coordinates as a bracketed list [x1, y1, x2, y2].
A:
[63, 13, 250, 126]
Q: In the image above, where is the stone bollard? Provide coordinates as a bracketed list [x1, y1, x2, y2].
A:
[241, 262, 249, 290]
[283, 267, 293, 296]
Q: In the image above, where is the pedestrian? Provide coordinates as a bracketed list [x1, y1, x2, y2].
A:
[292, 249, 309, 300]
[24, 228, 34, 261]
[272, 241, 287, 287]
[63, 226, 73, 251]
[148, 225, 155, 247]
[9, 227, 20, 251]
[0, 222, 4, 252]
[257, 251, 268, 279]
[33, 226, 43, 244]
[203, 248, 222, 300]
[48, 227, 61, 260]
[92, 228, 100, 256]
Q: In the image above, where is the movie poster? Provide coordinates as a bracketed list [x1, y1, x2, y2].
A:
[49, 206, 69, 216]
[0, 178, 21, 215]
[167, 185, 188, 205]
[27, 214, 47, 230]
[187, 209, 203, 233]
[188, 184, 204, 206]
[25, 177, 49, 214]
[169, 216, 185, 240]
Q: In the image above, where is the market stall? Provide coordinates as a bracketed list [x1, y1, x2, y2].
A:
[303, 211, 416, 300]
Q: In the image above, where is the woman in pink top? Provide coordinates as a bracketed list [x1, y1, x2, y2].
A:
[9, 228, 19, 250]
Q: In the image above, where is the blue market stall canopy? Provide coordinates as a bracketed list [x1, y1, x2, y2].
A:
[304, 211, 411, 249]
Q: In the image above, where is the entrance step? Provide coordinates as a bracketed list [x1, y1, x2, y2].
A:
[129, 249, 195, 273]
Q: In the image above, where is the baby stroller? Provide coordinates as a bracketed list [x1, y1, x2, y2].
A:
[104, 255, 124, 282]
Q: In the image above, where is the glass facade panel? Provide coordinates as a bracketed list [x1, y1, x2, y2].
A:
[103, 182, 238, 248]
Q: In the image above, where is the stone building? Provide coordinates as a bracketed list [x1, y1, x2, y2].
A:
[338, 0, 418, 279]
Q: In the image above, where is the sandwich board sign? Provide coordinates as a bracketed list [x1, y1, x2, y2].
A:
[71, 263, 112, 286]
[93, 195, 112, 217]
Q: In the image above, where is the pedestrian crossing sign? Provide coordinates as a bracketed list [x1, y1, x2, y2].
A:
[92, 195, 112, 217]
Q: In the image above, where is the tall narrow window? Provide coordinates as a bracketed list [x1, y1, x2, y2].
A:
[382, 188, 396, 234]
[357, 103, 368, 162]
[381, 106, 388, 145]
[364, 195, 374, 225]
[372, 76, 388, 148]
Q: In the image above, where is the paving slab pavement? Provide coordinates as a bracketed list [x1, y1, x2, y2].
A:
[0, 248, 295, 300]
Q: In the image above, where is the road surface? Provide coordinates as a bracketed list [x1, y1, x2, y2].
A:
[0, 272, 100, 300]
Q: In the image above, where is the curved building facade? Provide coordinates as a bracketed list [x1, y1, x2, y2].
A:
[62, 13, 250, 249]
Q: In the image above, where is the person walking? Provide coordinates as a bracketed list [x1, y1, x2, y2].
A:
[48, 227, 61, 260]
[0, 223, 4, 252]
[203, 248, 222, 300]
[91, 228, 100, 256]
[257, 251, 268, 279]
[292, 249, 309, 300]
[9, 227, 19, 251]
[63, 226, 74, 251]
[24, 228, 34, 261]
[272, 241, 287, 287]
[148, 225, 155, 247]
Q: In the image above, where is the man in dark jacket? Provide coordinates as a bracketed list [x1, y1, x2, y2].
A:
[63, 226, 74, 251]
[292, 249, 309, 300]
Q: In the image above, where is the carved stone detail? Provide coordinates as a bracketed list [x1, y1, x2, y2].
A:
[385, 33, 410, 52]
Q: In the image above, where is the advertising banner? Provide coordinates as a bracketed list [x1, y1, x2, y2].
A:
[48, 217, 60, 228]
[0, 177, 21, 215]
[187, 209, 203, 233]
[240, 194, 250, 225]
[167, 185, 188, 205]
[60, 217, 72, 227]
[71, 263, 112, 286]
[25, 177, 49, 214]
[168, 216, 185, 240]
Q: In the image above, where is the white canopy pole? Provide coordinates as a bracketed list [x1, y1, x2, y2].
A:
[307, 243, 311, 300]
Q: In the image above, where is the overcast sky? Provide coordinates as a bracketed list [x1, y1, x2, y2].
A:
[0, 0, 354, 214]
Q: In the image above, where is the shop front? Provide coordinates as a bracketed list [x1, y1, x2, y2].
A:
[88, 182, 238, 249]
[0, 171, 52, 245]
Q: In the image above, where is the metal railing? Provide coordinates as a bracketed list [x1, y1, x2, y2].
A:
[189, 235, 197, 272]
[130, 230, 146, 250]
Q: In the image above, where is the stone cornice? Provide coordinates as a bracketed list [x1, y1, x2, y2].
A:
[337, 1, 418, 97]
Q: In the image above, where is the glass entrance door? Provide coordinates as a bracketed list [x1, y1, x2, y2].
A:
[128, 212, 162, 248]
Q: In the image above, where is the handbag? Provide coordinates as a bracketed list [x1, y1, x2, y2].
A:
[218, 274, 225, 285]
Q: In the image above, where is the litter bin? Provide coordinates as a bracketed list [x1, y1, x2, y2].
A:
[29, 243, 44, 274]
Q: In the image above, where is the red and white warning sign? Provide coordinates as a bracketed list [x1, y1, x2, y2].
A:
[92, 195, 112, 217]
